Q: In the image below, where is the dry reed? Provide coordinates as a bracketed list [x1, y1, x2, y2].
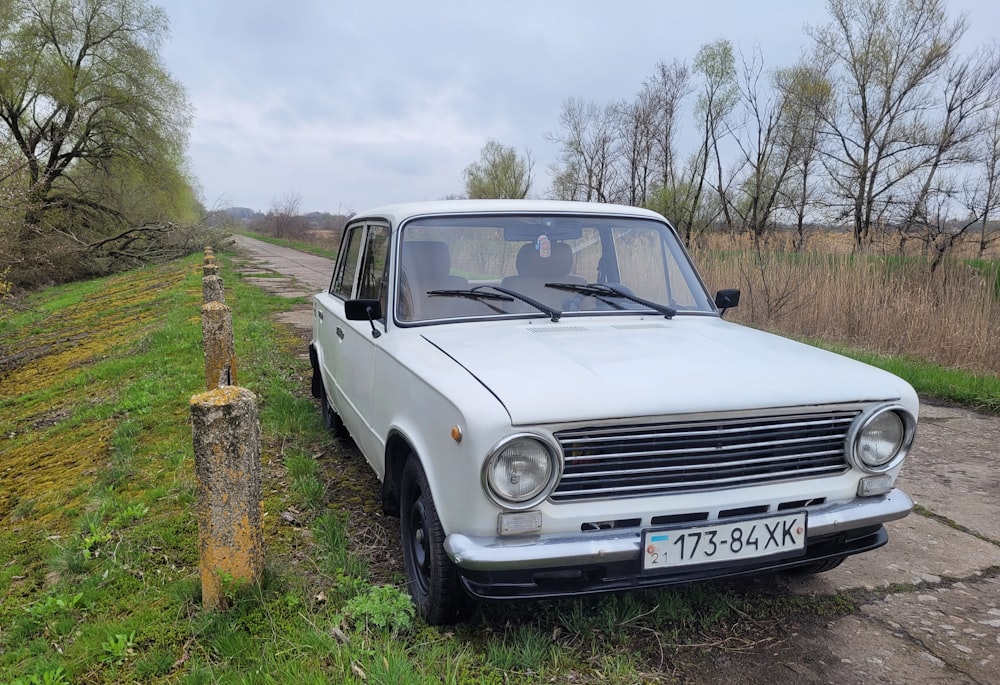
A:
[691, 231, 1000, 377]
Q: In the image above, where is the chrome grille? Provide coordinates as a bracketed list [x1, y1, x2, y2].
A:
[552, 410, 857, 502]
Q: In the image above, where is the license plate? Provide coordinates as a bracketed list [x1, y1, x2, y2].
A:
[641, 512, 807, 572]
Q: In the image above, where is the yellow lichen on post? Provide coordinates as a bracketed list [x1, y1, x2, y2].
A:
[189, 386, 264, 610]
[201, 301, 237, 389]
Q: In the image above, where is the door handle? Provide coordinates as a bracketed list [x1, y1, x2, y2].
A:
[336, 327, 344, 340]
[317, 310, 324, 321]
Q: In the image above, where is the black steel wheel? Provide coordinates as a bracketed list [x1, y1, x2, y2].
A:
[399, 456, 468, 625]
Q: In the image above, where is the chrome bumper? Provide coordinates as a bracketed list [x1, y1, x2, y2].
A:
[444, 488, 913, 572]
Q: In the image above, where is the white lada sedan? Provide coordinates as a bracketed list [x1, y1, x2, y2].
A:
[309, 200, 917, 625]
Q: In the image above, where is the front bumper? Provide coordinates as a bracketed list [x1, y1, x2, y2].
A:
[444, 488, 913, 599]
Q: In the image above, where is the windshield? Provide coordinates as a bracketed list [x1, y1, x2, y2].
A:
[396, 214, 714, 323]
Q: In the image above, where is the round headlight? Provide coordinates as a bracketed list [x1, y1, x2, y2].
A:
[849, 405, 915, 472]
[483, 435, 558, 508]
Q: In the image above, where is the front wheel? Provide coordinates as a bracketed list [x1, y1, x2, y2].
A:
[399, 457, 469, 625]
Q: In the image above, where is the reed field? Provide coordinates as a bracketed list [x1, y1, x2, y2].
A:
[691, 230, 1000, 379]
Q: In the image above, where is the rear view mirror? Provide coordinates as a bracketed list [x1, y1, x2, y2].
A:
[345, 299, 383, 338]
[714, 289, 740, 317]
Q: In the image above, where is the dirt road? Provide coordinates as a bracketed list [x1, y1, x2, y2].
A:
[232, 234, 1000, 684]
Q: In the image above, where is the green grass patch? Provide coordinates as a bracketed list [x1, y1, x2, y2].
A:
[805, 339, 1000, 413]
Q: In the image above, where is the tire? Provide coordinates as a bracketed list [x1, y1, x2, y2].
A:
[787, 555, 846, 575]
[399, 456, 469, 625]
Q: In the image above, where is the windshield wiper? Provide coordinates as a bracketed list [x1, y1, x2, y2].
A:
[426, 288, 514, 302]
[475, 285, 561, 322]
[545, 282, 677, 319]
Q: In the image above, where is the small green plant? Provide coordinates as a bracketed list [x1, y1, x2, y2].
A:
[111, 502, 149, 527]
[7, 666, 70, 685]
[81, 518, 112, 559]
[101, 631, 137, 664]
[341, 585, 415, 632]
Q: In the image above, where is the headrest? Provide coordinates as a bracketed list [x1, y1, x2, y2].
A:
[401, 240, 451, 278]
[515, 242, 573, 278]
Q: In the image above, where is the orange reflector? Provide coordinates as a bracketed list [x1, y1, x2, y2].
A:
[450, 426, 463, 443]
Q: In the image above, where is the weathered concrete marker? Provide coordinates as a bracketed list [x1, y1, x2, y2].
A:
[189, 386, 264, 609]
[202, 274, 225, 304]
[201, 301, 237, 389]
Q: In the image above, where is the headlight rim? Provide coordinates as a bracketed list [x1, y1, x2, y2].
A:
[481, 433, 562, 510]
[845, 403, 916, 474]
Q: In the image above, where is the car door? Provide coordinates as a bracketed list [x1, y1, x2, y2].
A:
[315, 221, 390, 463]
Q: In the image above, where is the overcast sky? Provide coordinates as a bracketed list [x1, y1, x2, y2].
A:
[157, 0, 1000, 215]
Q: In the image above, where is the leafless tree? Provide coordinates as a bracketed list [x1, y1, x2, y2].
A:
[807, 0, 965, 250]
[266, 192, 308, 239]
[895, 43, 1000, 264]
[645, 59, 692, 191]
[726, 46, 802, 242]
[773, 63, 832, 248]
[546, 98, 622, 203]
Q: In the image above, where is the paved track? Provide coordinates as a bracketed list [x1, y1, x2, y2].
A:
[233, 234, 1000, 685]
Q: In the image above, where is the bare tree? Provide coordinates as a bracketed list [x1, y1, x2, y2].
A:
[266, 192, 307, 239]
[546, 98, 621, 202]
[977, 107, 1000, 258]
[665, 39, 738, 241]
[727, 45, 802, 242]
[773, 63, 832, 247]
[807, 0, 965, 250]
[645, 59, 692, 191]
[896, 43, 1000, 263]
[615, 94, 658, 206]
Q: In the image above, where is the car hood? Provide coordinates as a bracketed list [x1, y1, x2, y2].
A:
[420, 317, 913, 425]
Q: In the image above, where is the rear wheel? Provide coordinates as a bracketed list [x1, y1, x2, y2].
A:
[399, 457, 468, 625]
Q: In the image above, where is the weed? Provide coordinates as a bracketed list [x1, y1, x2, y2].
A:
[342, 584, 416, 632]
[6, 666, 69, 685]
[101, 631, 137, 664]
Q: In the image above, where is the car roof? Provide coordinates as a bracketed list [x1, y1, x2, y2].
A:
[349, 199, 668, 226]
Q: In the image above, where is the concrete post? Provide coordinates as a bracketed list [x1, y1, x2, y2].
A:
[203, 254, 216, 265]
[203, 263, 220, 278]
[202, 275, 225, 304]
[202, 301, 237, 389]
[189, 386, 264, 609]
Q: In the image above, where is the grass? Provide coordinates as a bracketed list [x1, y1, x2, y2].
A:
[1, 239, 997, 682]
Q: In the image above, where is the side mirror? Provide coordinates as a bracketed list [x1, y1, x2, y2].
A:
[714, 289, 740, 317]
[345, 299, 383, 338]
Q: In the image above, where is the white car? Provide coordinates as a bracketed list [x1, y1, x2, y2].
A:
[309, 200, 917, 624]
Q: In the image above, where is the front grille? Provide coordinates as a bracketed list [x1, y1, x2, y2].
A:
[552, 410, 857, 502]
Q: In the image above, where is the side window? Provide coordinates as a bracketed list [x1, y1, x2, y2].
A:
[332, 225, 364, 298]
[357, 225, 390, 316]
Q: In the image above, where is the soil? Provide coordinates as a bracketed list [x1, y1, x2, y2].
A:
[232, 234, 1000, 685]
